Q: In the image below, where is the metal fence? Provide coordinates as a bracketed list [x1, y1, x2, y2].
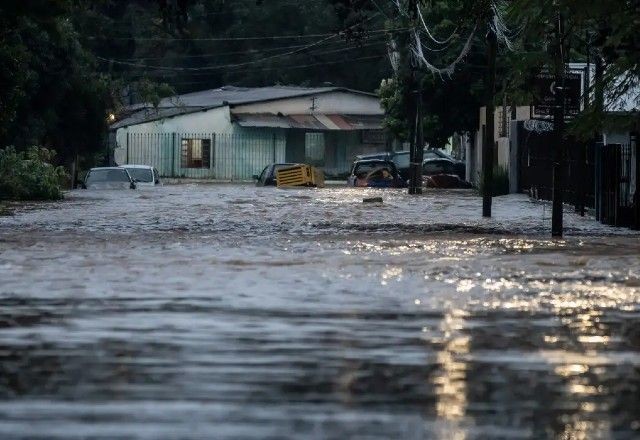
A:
[517, 123, 639, 230]
[115, 131, 286, 180]
[595, 142, 638, 228]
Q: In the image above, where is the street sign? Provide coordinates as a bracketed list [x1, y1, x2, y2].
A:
[531, 71, 582, 118]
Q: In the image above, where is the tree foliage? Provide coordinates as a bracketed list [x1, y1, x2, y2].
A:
[1, 0, 638, 170]
[372, 0, 486, 146]
[0, 146, 67, 201]
[1, 0, 394, 169]
[0, 1, 114, 164]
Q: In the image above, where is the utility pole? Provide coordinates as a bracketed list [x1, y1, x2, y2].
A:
[551, 10, 566, 237]
[482, 28, 497, 217]
[409, 78, 424, 194]
[407, 0, 423, 195]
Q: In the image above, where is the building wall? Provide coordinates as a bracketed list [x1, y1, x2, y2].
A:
[232, 91, 383, 115]
[284, 129, 385, 177]
[118, 129, 287, 180]
[113, 92, 386, 180]
[471, 106, 531, 188]
[115, 106, 232, 147]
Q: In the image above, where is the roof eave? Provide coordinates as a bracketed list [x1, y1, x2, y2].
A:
[110, 104, 227, 129]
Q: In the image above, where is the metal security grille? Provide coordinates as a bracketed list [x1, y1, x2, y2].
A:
[596, 143, 636, 228]
[119, 131, 283, 180]
[516, 121, 638, 230]
[181, 138, 212, 169]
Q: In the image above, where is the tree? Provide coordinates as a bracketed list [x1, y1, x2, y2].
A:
[0, 0, 113, 166]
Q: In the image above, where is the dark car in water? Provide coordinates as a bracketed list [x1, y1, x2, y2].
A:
[82, 167, 136, 190]
[254, 163, 301, 186]
[347, 159, 405, 188]
[356, 149, 465, 180]
[422, 159, 472, 189]
[424, 150, 465, 180]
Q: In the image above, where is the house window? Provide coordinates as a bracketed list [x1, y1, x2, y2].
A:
[181, 138, 211, 168]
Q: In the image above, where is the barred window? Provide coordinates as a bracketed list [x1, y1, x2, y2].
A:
[181, 138, 211, 168]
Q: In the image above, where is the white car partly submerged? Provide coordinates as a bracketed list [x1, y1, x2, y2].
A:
[119, 165, 162, 187]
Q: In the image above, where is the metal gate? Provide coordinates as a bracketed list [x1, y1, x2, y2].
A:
[596, 142, 637, 228]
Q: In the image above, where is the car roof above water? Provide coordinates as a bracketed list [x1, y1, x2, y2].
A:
[90, 167, 128, 171]
[120, 164, 153, 169]
[353, 159, 395, 165]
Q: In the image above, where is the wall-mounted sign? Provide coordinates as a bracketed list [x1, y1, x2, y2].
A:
[531, 70, 583, 118]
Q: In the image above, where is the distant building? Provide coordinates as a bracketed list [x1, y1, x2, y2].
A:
[466, 63, 638, 196]
[110, 85, 388, 179]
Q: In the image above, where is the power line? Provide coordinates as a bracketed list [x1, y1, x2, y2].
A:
[97, 41, 384, 75]
[88, 32, 335, 42]
[96, 23, 399, 72]
[97, 32, 341, 71]
[87, 22, 402, 43]
[187, 0, 333, 18]
[101, 35, 389, 62]
[142, 54, 387, 86]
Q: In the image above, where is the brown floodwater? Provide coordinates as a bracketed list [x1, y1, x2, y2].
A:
[0, 185, 639, 439]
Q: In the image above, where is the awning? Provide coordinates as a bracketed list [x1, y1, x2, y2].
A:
[232, 113, 384, 130]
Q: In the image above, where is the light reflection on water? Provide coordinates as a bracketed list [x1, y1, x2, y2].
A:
[0, 185, 639, 439]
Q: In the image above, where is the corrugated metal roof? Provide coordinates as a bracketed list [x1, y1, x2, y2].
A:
[111, 85, 380, 129]
[232, 113, 383, 130]
[110, 106, 209, 129]
[155, 85, 347, 108]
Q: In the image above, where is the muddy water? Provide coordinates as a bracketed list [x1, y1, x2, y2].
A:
[1, 185, 639, 439]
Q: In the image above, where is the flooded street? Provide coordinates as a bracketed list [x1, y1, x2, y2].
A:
[1, 185, 640, 439]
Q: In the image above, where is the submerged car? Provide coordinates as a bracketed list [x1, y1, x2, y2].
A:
[422, 159, 472, 189]
[355, 149, 465, 180]
[423, 174, 473, 189]
[120, 165, 161, 187]
[254, 163, 301, 186]
[424, 150, 465, 180]
[355, 151, 407, 179]
[347, 159, 405, 188]
[422, 158, 459, 177]
[82, 167, 136, 190]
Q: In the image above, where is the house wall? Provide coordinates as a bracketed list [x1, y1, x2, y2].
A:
[471, 106, 531, 188]
[115, 106, 232, 145]
[232, 91, 383, 115]
[113, 91, 386, 180]
[285, 129, 385, 177]
[114, 106, 287, 179]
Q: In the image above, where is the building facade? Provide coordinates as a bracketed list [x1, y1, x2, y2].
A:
[111, 86, 388, 179]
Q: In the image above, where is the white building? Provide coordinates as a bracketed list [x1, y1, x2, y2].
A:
[466, 63, 638, 195]
[111, 85, 387, 179]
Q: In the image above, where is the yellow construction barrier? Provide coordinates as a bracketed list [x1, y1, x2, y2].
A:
[276, 164, 325, 188]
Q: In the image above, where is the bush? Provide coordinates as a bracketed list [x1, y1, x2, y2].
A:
[478, 165, 510, 197]
[0, 147, 68, 201]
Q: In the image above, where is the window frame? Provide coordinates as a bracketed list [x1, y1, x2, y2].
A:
[181, 138, 212, 169]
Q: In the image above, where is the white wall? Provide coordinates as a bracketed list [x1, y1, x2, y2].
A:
[232, 91, 383, 115]
[471, 106, 531, 189]
[113, 106, 289, 179]
[115, 106, 232, 150]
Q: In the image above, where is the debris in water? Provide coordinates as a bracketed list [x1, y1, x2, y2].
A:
[363, 197, 383, 203]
